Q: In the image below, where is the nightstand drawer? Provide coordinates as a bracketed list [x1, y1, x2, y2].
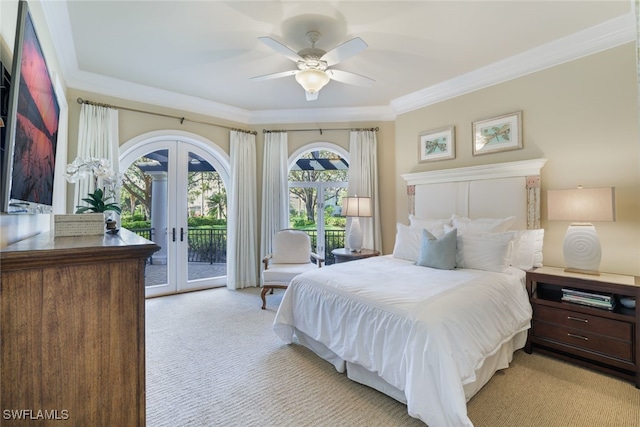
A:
[533, 320, 633, 362]
[534, 304, 632, 341]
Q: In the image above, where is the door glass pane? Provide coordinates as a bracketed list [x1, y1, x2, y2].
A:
[323, 186, 347, 264]
[186, 152, 227, 282]
[120, 150, 169, 289]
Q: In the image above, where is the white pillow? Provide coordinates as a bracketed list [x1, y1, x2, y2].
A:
[456, 232, 514, 273]
[393, 223, 445, 263]
[409, 214, 452, 230]
[392, 223, 421, 262]
[511, 229, 545, 270]
[452, 214, 516, 235]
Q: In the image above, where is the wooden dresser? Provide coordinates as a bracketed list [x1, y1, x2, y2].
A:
[1, 229, 159, 426]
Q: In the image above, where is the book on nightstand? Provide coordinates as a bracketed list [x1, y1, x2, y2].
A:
[561, 288, 615, 310]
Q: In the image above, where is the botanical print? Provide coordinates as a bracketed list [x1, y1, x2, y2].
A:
[472, 111, 521, 156]
[423, 135, 449, 154]
[478, 123, 511, 146]
[418, 125, 455, 163]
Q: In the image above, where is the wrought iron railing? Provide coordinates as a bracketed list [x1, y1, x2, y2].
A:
[186, 228, 227, 263]
[304, 229, 345, 265]
[127, 227, 345, 266]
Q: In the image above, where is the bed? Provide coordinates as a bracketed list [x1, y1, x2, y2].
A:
[273, 158, 547, 426]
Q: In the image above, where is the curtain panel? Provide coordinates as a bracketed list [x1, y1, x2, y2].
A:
[347, 130, 382, 252]
[227, 131, 258, 289]
[260, 132, 289, 268]
[74, 103, 119, 210]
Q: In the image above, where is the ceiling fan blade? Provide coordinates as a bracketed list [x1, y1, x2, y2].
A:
[326, 69, 375, 87]
[258, 36, 303, 62]
[250, 70, 298, 81]
[305, 91, 319, 101]
[321, 37, 368, 66]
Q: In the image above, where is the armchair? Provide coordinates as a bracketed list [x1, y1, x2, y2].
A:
[261, 229, 324, 309]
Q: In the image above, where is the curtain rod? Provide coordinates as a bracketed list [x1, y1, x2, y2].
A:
[76, 98, 257, 135]
[263, 127, 379, 135]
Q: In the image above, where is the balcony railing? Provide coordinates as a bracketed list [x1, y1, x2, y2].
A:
[128, 227, 345, 265]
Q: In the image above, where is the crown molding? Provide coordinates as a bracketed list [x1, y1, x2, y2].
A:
[391, 13, 635, 115]
[41, 2, 635, 125]
[248, 105, 395, 124]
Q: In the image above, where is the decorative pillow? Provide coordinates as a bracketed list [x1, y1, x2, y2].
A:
[416, 228, 457, 270]
[510, 229, 545, 270]
[393, 223, 446, 263]
[409, 214, 452, 230]
[456, 232, 514, 273]
[392, 223, 422, 262]
[452, 214, 516, 235]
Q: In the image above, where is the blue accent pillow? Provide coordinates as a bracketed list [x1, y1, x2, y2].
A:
[416, 228, 457, 270]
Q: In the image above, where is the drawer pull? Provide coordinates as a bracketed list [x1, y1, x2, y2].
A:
[567, 316, 588, 323]
[567, 332, 589, 341]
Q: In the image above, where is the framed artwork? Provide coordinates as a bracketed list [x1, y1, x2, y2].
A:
[418, 125, 455, 163]
[472, 111, 522, 156]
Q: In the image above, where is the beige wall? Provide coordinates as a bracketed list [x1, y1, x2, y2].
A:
[395, 43, 640, 276]
[66, 88, 397, 254]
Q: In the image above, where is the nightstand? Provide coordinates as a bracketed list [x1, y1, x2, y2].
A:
[525, 266, 640, 388]
[331, 248, 380, 263]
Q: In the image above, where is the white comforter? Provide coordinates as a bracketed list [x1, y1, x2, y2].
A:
[273, 255, 532, 427]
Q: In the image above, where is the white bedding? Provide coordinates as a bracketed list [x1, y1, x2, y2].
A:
[273, 255, 532, 426]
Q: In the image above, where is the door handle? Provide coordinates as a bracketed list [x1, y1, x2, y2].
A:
[172, 227, 176, 242]
[180, 227, 185, 242]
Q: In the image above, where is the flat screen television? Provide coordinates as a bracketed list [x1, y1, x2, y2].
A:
[1, 0, 60, 213]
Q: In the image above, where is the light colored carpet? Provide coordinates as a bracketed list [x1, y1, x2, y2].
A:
[146, 287, 640, 427]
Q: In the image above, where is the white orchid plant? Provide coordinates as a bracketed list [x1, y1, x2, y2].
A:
[64, 157, 122, 214]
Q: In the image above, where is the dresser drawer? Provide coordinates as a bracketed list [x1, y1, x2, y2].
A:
[533, 319, 633, 362]
[534, 304, 632, 341]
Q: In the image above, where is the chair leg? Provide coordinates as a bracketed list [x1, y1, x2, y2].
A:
[261, 286, 270, 310]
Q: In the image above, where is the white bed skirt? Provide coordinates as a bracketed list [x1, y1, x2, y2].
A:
[294, 328, 527, 405]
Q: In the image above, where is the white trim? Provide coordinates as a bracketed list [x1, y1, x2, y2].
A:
[401, 158, 548, 186]
[120, 130, 230, 178]
[288, 142, 349, 167]
[391, 13, 635, 115]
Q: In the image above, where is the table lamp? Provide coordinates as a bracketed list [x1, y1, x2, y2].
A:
[342, 196, 372, 252]
[547, 186, 615, 275]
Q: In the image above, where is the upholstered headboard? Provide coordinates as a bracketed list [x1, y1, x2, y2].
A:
[401, 159, 547, 230]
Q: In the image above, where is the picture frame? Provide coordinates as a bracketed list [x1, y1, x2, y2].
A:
[472, 111, 522, 156]
[1, 0, 60, 213]
[418, 125, 455, 163]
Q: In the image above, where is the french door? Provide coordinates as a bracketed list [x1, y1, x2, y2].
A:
[120, 140, 228, 298]
[289, 181, 347, 262]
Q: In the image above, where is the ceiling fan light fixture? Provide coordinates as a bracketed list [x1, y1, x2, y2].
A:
[295, 69, 330, 94]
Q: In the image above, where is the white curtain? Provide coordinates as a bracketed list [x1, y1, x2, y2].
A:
[260, 132, 289, 263]
[347, 130, 382, 252]
[74, 103, 119, 209]
[227, 130, 258, 289]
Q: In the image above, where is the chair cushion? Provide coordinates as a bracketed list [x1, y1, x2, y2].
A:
[271, 230, 312, 264]
[262, 262, 319, 285]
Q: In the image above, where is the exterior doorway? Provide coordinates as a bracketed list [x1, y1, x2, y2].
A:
[120, 131, 230, 297]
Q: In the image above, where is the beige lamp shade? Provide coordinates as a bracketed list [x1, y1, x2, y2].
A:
[342, 196, 372, 218]
[547, 187, 615, 223]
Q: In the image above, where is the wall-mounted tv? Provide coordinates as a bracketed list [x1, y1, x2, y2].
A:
[1, 0, 60, 213]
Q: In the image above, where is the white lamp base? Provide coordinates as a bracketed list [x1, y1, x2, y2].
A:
[348, 217, 363, 252]
[562, 223, 602, 275]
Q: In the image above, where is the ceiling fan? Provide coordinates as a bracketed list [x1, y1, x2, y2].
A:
[250, 31, 375, 101]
